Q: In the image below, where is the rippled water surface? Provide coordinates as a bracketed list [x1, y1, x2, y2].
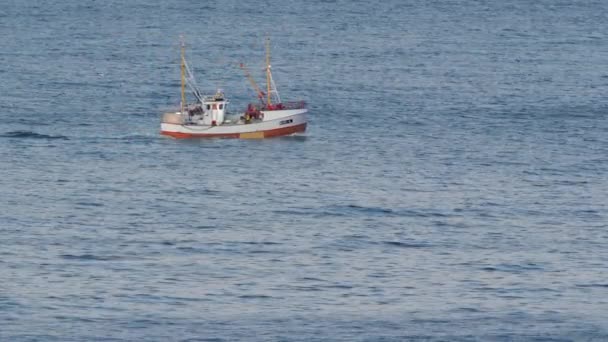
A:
[2, 0, 608, 341]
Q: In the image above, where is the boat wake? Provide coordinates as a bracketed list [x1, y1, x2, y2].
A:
[0, 130, 69, 140]
[278, 134, 308, 141]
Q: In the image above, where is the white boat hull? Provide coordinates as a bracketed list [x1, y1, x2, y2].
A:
[161, 109, 307, 139]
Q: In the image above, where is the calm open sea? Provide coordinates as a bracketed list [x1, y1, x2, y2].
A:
[1, 0, 607, 340]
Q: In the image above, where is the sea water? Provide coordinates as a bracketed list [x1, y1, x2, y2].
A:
[1, 0, 607, 340]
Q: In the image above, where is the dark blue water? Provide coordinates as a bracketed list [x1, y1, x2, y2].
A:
[2, 0, 608, 340]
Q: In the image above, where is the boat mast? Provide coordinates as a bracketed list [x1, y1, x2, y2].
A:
[264, 37, 281, 106]
[265, 37, 272, 106]
[180, 36, 186, 113]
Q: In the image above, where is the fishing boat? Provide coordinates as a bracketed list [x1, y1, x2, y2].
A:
[160, 38, 307, 139]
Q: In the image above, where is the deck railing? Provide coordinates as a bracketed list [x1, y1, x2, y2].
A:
[249, 101, 306, 111]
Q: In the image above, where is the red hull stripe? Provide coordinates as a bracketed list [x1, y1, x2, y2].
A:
[161, 123, 307, 139]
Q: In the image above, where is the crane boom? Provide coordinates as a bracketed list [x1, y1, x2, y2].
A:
[240, 63, 265, 102]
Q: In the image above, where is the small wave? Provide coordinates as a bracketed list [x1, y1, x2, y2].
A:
[1, 130, 69, 140]
[382, 241, 430, 248]
[297, 277, 327, 282]
[283, 285, 323, 292]
[346, 204, 394, 215]
[238, 294, 274, 299]
[319, 205, 397, 217]
[0, 297, 22, 310]
[16, 118, 52, 126]
[576, 284, 608, 288]
[78, 134, 158, 142]
[194, 225, 217, 229]
[275, 205, 451, 219]
[322, 284, 353, 289]
[238, 241, 282, 246]
[452, 307, 482, 313]
[75, 202, 104, 207]
[121, 134, 159, 142]
[59, 254, 124, 261]
[248, 250, 280, 254]
[481, 263, 544, 273]
[342, 205, 451, 218]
